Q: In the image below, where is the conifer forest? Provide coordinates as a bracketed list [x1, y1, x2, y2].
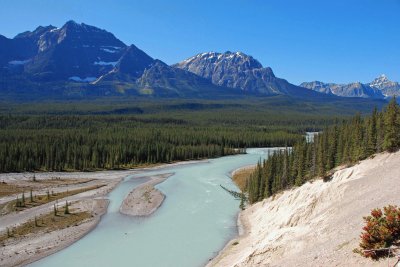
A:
[247, 98, 400, 204]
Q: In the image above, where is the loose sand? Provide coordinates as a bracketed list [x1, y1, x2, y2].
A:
[120, 173, 173, 216]
[207, 151, 400, 267]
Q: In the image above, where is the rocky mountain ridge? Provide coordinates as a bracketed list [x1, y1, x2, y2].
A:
[174, 51, 314, 96]
[301, 75, 400, 99]
[0, 20, 395, 101]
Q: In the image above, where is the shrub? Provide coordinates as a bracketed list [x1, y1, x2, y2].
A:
[359, 205, 400, 259]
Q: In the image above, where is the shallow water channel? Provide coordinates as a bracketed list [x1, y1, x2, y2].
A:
[31, 148, 278, 267]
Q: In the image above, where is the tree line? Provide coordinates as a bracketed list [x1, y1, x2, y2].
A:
[0, 114, 307, 172]
[247, 98, 400, 204]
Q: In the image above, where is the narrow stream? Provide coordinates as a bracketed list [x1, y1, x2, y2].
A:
[30, 148, 278, 267]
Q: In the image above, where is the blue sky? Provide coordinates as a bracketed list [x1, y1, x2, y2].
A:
[0, 0, 399, 84]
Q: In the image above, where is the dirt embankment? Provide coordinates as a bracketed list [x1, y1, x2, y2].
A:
[208, 151, 400, 267]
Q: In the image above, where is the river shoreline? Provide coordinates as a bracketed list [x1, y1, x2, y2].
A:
[0, 159, 209, 266]
[0, 171, 124, 267]
[205, 165, 254, 267]
[9, 198, 110, 267]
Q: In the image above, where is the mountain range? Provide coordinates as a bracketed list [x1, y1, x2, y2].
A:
[0, 20, 398, 101]
[300, 74, 400, 99]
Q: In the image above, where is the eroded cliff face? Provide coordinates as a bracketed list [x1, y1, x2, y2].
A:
[208, 151, 400, 267]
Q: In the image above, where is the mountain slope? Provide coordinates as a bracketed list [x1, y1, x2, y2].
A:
[174, 51, 321, 97]
[136, 60, 241, 97]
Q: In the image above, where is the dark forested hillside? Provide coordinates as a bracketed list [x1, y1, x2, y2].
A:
[247, 97, 400, 203]
[0, 97, 387, 172]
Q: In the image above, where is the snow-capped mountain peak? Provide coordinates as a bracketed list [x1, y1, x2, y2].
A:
[369, 74, 394, 89]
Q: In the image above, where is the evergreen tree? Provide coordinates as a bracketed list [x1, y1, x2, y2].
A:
[64, 201, 70, 214]
[239, 194, 245, 210]
[366, 107, 378, 155]
[21, 192, 25, 207]
[383, 97, 400, 152]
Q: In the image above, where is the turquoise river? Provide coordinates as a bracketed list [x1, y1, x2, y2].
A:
[30, 148, 278, 267]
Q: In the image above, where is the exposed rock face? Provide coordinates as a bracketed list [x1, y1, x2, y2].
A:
[174, 51, 311, 96]
[175, 52, 264, 85]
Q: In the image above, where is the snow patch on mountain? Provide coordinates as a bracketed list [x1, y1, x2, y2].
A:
[369, 74, 394, 89]
[94, 61, 118, 67]
[101, 48, 117, 53]
[69, 76, 98, 82]
[8, 59, 30, 65]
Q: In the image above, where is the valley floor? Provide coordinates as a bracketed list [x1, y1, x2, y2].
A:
[208, 151, 400, 267]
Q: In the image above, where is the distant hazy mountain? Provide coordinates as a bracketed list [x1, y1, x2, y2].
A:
[173, 51, 320, 97]
[300, 81, 385, 99]
[299, 75, 400, 99]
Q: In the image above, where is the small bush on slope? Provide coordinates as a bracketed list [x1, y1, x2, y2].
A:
[359, 205, 400, 259]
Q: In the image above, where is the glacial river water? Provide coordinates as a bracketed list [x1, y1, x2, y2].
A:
[30, 148, 278, 267]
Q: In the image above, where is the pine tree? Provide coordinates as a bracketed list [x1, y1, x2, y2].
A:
[383, 97, 400, 152]
[30, 189, 33, 202]
[316, 135, 326, 177]
[376, 112, 385, 153]
[21, 192, 25, 207]
[281, 149, 290, 189]
[239, 194, 245, 210]
[367, 107, 378, 155]
[295, 143, 305, 186]
[64, 201, 70, 214]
